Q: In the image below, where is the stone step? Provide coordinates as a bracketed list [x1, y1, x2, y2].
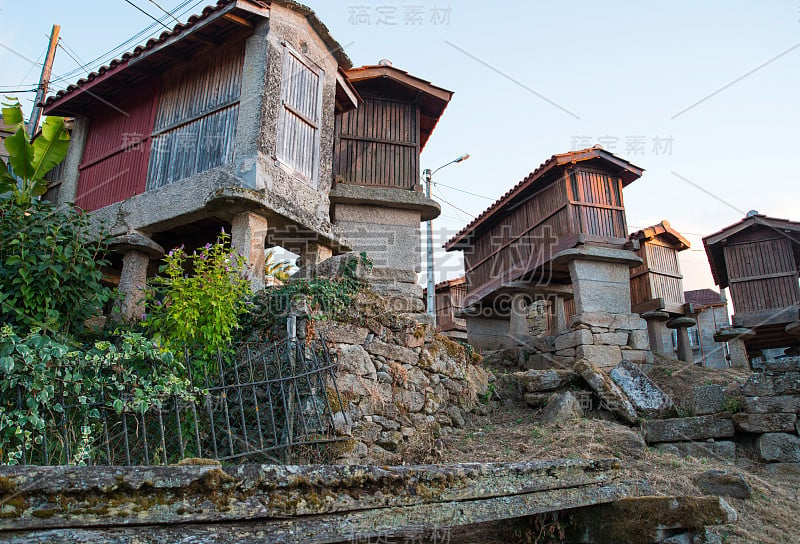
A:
[644, 415, 735, 444]
[0, 460, 641, 543]
[654, 440, 736, 462]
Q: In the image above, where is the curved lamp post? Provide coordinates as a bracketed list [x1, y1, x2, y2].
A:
[423, 153, 470, 325]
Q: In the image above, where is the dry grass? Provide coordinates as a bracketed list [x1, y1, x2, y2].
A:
[647, 354, 751, 412]
[423, 400, 799, 544]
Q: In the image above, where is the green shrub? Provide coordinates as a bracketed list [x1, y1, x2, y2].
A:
[0, 324, 194, 465]
[241, 252, 371, 340]
[0, 197, 111, 334]
[142, 231, 251, 367]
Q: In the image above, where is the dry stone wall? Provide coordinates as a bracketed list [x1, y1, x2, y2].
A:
[297, 257, 490, 464]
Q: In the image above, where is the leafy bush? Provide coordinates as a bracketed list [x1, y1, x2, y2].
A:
[0, 197, 111, 334]
[143, 231, 251, 366]
[0, 324, 194, 465]
[1, 98, 70, 207]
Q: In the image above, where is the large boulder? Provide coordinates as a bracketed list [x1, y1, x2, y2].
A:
[575, 359, 638, 425]
[609, 360, 673, 417]
[513, 369, 581, 393]
[540, 391, 583, 424]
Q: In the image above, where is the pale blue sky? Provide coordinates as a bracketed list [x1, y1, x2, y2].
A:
[2, 1, 798, 291]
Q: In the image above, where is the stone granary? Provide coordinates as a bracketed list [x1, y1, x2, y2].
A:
[445, 146, 653, 368]
[41, 0, 449, 320]
[683, 288, 731, 368]
[703, 213, 800, 361]
[628, 221, 697, 362]
[423, 276, 468, 341]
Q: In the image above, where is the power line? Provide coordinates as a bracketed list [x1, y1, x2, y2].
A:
[47, 0, 202, 88]
[147, 0, 182, 24]
[120, 0, 172, 30]
[431, 188, 476, 219]
[433, 181, 495, 200]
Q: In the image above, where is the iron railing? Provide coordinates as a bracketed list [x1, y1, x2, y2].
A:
[12, 336, 348, 466]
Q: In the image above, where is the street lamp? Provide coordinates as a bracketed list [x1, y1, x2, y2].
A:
[423, 153, 470, 325]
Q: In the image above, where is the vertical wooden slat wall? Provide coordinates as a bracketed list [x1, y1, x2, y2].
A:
[567, 170, 626, 239]
[275, 45, 323, 186]
[333, 97, 419, 190]
[146, 43, 245, 192]
[724, 237, 800, 315]
[464, 178, 570, 294]
[74, 79, 159, 210]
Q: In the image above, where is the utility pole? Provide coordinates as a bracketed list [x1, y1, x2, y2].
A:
[424, 168, 436, 325]
[423, 153, 470, 327]
[28, 24, 61, 140]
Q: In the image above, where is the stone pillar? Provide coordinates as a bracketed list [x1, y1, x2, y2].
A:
[714, 327, 756, 369]
[642, 310, 670, 354]
[232, 212, 269, 291]
[568, 258, 632, 315]
[299, 243, 332, 267]
[667, 316, 697, 363]
[553, 296, 567, 334]
[119, 251, 149, 322]
[108, 232, 164, 323]
[509, 294, 530, 339]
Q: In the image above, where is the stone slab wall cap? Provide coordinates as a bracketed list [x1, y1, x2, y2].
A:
[107, 232, 165, 258]
[666, 316, 697, 329]
[551, 246, 644, 267]
[641, 310, 670, 321]
[330, 183, 441, 221]
[713, 327, 756, 342]
[786, 321, 800, 336]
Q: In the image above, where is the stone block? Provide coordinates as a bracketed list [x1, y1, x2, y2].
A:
[691, 385, 725, 416]
[365, 339, 418, 365]
[732, 413, 797, 433]
[336, 344, 377, 380]
[742, 395, 800, 414]
[692, 470, 752, 499]
[576, 344, 622, 369]
[753, 357, 800, 372]
[555, 329, 594, 351]
[742, 374, 775, 397]
[643, 415, 734, 444]
[775, 373, 800, 395]
[570, 312, 615, 329]
[628, 329, 650, 350]
[540, 392, 583, 424]
[317, 322, 369, 345]
[575, 359, 638, 425]
[654, 441, 736, 462]
[569, 259, 632, 314]
[611, 314, 649, 331]
[756, 432, 800, 462]
[554, 348, 576, 357]
[620, 350, 650, 364]
[610, 360, 673, 417]
[514, 369, 581, 392]
[594, 332, 629, 346]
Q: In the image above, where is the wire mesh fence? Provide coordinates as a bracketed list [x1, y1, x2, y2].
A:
[11, 336, 348, 466]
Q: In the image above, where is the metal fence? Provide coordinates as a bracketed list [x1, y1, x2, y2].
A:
[13, 336, 348, 466]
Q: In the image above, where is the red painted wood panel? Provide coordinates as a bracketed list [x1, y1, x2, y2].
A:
[75, 79, 159, 211]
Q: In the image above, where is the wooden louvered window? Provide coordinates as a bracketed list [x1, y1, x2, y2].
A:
[276, 43, 323, 188]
